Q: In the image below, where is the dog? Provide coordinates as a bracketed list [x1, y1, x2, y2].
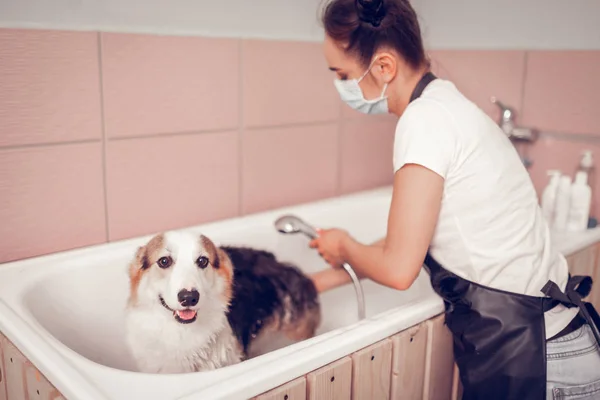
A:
[125, 230, 321, 373]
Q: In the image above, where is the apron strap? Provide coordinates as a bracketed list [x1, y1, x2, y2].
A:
[542, 277, 600, 344]
[409, 71, 437, 103]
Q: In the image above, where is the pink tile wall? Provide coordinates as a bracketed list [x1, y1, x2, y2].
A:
[523, 51, 600, 135]
[0, 29, 102, 147]
[101, 33, 240, 138]
[340, 117, 397, 194]
[242, 124, 338, 214]
[106, 132, 240, 241]
[2, 26, 599, 263]
[242, 40, 341, 127]
[0, 144, 106, 263]
[429, 50, 527, 123]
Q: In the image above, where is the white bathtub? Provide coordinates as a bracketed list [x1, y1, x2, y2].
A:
[0, 186, 447, 400]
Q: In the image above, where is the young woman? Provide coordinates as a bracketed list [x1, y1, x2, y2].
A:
[309, 0, 600, 398]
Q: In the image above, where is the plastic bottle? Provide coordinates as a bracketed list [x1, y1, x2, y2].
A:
[553, 175, 572, 231]
[567, 171, 592, 232]
[541, 170, 561, 228]
[577, 150, 594, 217]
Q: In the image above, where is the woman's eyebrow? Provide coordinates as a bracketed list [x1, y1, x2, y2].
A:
[329, 66, 340, 71]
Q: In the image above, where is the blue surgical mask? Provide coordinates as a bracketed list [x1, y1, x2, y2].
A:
[333, 58, 389, 115]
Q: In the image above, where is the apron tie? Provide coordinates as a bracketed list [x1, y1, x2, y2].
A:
[542, 277, 600, 345]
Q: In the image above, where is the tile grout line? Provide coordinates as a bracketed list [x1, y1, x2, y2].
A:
[238, 39, 244, 217]
[336, 103, 344, 195]
[0, 139, 101, 151]
[97, 32, 111, 243]
[519, 51, 529, 120]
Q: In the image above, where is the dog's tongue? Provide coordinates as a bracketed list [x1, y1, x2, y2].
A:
[176, 310, 197, 321]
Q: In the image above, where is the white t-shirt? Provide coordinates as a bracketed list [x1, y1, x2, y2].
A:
[393, 78, 578, 338]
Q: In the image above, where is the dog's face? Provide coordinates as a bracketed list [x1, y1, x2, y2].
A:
[127, 231, 233, 325]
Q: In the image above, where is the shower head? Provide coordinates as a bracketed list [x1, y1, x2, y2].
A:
[274, 213, 366, 321]
[274, 215, 318, 239]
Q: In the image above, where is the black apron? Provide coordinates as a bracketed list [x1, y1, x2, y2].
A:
[409, 72, 600, 400]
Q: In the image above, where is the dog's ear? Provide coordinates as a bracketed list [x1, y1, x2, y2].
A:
[128, 246, 149, 274]
[200, 234, 221, 269]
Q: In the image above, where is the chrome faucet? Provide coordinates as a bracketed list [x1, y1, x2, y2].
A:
[491, 97, 537, 168]
[491, 97, 538, 142]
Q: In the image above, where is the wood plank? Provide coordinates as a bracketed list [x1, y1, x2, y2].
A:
[568, 247, 596, 288]
[389, 323, 427, 400]
[351, 339, 393, 400]
[451, 363, 463, 400]
[1, 338, 27, 400]
[25, 362, 56, 400]
[424, 314, 454, 400]
[307, 357, 351, 400]
[0, 335, 7, 400]
[255, 377, 306, 400]
[591, 244, 600, 309]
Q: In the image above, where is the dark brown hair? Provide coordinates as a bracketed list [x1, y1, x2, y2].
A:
[322, 0, 427, 69]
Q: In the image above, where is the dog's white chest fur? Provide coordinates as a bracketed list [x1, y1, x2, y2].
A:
[126, 307, 242, 373]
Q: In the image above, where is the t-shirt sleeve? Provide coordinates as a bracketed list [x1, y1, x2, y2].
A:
[392, 100, 457, 179]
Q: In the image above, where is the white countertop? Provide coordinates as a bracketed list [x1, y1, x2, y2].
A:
[552, 227, 600, 257]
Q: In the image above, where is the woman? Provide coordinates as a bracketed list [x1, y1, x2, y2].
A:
[309, 0, 600, 398]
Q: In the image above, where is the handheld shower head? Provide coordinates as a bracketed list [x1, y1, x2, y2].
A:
[274, 215, 318, 239]
[274, 214, 366, 321]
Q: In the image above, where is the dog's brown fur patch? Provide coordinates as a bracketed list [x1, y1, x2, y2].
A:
[200, 234, 234, 301]
[128, 234, 165, 305]
[200, 235, 220, 269]
[216, 248, 234, 301]
[283, 305, 321, 341]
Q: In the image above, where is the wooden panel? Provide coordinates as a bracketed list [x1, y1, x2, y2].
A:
[0, 335, 7, 400]
[307, 357, 352, 400]
[592, 244, 600, 309]
[1, 338, 27, 400]
[390, 323, 428, 400]
[351, 339, 393, 400]
[25, 362, 56, 400]
[424, 314, 454, 400]
[451, 363, 463, 400]
[255, 377, 306, 400]
[568, 247, 596, 281]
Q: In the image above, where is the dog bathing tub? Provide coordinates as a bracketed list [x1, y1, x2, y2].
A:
[0, 186, 451, 400]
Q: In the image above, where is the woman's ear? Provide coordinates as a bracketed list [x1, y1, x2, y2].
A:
[373, 51, 397, 84]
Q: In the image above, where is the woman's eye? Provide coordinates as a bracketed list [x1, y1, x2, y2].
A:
[197, 256, 209, 269]
[157, 256, 172, 269]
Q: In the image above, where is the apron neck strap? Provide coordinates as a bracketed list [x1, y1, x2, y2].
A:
[409, 71, 438, 103]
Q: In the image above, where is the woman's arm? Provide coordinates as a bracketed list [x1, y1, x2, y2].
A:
[311, 164, 443, 291]
[309, 237, 384, 293]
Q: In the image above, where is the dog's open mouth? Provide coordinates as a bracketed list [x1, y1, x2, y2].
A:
[159, 296, 197, 324]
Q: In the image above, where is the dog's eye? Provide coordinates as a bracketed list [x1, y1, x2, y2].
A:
[157, 256, 172, 269]
[197, 256, 209, 269]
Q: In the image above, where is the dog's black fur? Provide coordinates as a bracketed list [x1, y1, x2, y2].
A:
[222, 246, 320, 356]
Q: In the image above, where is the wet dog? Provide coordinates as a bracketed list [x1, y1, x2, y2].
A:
[125, 230, 320, 373]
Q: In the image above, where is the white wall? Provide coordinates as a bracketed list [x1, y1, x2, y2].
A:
[413, 0, 600, 50]
[0, 0, 326, 41]
[1, 0, 599, 49]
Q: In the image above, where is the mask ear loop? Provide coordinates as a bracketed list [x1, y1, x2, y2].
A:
[358, 57, 389, 99]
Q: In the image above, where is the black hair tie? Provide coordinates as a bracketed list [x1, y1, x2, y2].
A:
[356, 0, 386, 27]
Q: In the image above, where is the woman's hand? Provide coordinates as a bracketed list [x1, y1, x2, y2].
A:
[309, 228, 351, 268]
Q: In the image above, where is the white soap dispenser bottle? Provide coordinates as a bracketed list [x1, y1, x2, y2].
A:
[541, 170, 561, 228]
[553, 175, 572, 231]
[567, 170, 592, 232]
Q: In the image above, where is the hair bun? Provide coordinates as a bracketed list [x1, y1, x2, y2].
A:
[356, 0, 386, 27]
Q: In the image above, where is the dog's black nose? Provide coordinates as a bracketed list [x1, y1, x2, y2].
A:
[177, 289, 199, 307]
